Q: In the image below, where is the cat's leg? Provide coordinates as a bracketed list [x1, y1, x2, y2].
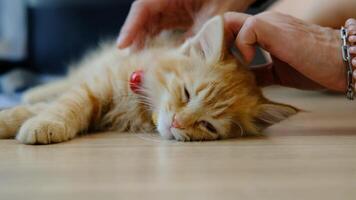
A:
[22, 79, 70, 104]
[0, 103, 46, 139]
[17, 83, 112, 145]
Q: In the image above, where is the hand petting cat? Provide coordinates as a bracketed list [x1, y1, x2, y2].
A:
[224, 11, 346, 92]
[116, 0, 255, 49]
[117, 0, 356, 93]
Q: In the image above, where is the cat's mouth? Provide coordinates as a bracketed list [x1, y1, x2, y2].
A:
[161, 124, 173, 140]
[156, 111, 190, 141]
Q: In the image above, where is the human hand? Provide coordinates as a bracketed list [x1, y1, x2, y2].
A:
[224, 11, 346, 92]
[347, 18, 356, 89]
[117, 0, 255, 49]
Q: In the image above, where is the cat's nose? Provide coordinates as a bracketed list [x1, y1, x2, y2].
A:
[171, 114, 184, 129]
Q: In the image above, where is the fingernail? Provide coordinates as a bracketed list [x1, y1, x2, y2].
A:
[353, 70, 356, 79]
[349, 46, 356, 54]
[353, 57, 356, 66]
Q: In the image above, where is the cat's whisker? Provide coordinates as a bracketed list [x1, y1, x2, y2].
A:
[138, 96, 153, 103]
[137, 99, 154, 109]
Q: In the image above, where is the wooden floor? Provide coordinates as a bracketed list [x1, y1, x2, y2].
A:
[0, 86, 356, 200]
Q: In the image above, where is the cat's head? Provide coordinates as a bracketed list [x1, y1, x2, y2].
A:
[145, 16, 298, 141]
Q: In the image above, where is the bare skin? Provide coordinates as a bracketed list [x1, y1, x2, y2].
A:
[117, 0, 356, 93]
[225, 12, 346, 92]
[269, 0, 356, 28]
[116, 0, 255, 49]
[347, 19, 356, 89]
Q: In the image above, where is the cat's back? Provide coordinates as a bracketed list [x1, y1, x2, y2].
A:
[68, 42, 130, 82]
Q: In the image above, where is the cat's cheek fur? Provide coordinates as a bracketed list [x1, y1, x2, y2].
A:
[170, 128, 191, 141]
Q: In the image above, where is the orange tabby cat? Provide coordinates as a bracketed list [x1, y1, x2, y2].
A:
[0, 16, 297, 144]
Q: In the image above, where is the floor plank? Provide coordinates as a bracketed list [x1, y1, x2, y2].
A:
[0, 86, 356, 200]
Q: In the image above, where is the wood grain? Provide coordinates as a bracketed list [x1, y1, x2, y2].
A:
[0, 86, 355, 200]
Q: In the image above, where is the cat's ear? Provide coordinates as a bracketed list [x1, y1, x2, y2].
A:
[179, 15, 225, 64]
[253, 101, 299, 130]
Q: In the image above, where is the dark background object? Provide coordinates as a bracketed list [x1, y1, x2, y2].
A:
[27, 1, 132, 74]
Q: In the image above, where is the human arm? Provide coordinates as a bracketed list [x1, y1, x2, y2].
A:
[269, 0, 356, 28]
[224, 11, 348, 92]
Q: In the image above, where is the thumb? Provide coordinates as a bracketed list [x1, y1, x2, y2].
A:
[223, 12, 256, 63]
[223, 12, 250, 45]
[235, 17, 258, 63]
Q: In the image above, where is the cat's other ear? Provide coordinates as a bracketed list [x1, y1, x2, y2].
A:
[179, 15, 225, 64]
[253, 101, 299, 131]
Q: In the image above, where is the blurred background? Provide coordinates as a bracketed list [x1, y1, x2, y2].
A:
[0, 0, 273, 107]
[0, 0, 133, 75]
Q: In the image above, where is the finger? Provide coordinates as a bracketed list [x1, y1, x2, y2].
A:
[117, 1, 150, 49]
[350, 46, 356, 55]
[235, 17, 258, 63]
[353, 57, 356, 87]
[347, 25, 356, 36]
[349, 35, 356, 43]
[345, 18, 356, 28]
[223, 12, 250, 44]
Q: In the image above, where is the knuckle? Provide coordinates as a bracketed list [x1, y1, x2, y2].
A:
[245, 16, 259, 28]
[224, 12, 235, 18]
[346, 18, 356, 26]
[223, 12, 237, 24]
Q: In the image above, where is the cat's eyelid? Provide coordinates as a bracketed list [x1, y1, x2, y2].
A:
[200, 120, 218, 134]
[183, 85, 190, 102]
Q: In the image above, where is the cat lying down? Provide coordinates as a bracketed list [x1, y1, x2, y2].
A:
[0, 16, 298, 144]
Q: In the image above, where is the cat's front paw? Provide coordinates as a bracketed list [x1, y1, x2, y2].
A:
[0, 106, 32, 139]
[0, 124, 11, 139]
[17, 117, 74, 145]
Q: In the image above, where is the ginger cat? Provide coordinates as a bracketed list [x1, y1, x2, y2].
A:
[0, 16, 297, 144]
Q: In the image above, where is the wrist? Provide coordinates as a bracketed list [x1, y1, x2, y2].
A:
[289, 26, 346, 92]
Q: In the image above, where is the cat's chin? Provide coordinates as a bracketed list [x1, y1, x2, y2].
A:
[156, 116, 174, 140]
[158, 127, 190, 142]
[156, 110, 175, 140]
[159, 128, 174, 140]
[157, 119, 189, 141]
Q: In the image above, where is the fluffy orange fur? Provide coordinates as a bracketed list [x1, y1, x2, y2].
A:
[0, 16, 297, 144]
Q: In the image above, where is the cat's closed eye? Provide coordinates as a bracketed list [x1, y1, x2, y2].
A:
[200, 120, 217, 134]
[183, 86, 190, 103]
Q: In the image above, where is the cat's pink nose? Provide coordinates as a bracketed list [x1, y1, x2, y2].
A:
[171, 115, 183, 129]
